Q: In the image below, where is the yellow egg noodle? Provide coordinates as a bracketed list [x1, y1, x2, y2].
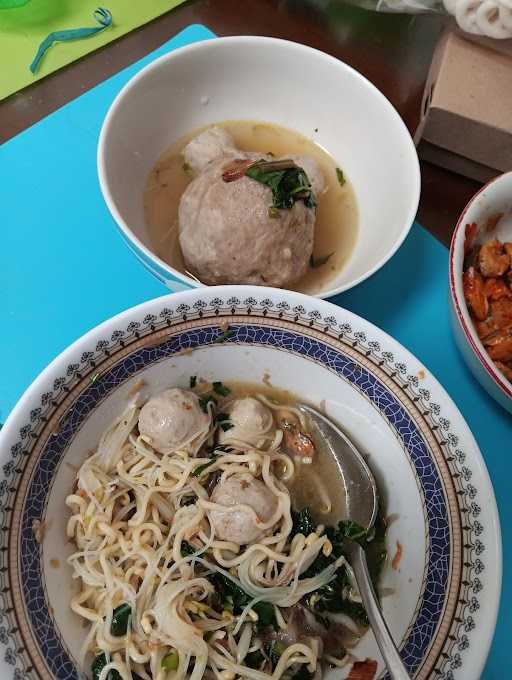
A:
[66, 387, 365, 680]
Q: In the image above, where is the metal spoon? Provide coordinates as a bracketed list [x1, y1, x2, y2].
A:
[298, 404, 411, 680]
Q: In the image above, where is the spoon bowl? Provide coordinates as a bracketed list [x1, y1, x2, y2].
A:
[299, 403, 411, 680]
[298, 404, 378, 530]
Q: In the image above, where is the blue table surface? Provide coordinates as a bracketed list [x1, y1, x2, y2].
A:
[1, 24, 511, 679]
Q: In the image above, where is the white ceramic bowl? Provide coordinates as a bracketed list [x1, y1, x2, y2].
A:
[98, 36, 420, 298]
[449, 171, 512, 413]
[0, 286, 500, 680]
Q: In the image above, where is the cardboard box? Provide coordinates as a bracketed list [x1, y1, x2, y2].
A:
[415, 31, 512, 183]
[460, 31, 512, 59]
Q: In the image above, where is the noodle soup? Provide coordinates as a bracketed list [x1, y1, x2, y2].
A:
[66, 381, 386, 680]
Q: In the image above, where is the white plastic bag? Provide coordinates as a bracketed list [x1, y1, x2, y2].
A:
[352, 0, 512, 37]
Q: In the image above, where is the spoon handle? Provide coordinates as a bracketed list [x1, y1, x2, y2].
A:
[344, 540, 411, 680]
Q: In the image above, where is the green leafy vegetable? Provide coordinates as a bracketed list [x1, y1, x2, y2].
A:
[212, 381, 230, 397]
[92, 653, 122, 680]
[309, 570, 368, 624]
[92, 653, 143, 680]
[210, 574, 277, 631]
[300, 512, 386, 622]
[189, 375, 197, 388]
[162, 651, 179, 670]
[212, 444, 233, 454]
[244, 650, 265, 669]
[217, 413, 233, 431]
[291, 508, 315, 537]
[336, 600, 369, 627]
[253, 601, 276, 628]
[264, 640, 286, 668]
[336, 167, 346, 186]
[180, 541, 196, 558]
[334, 519, 369, 545]
[191, 457, 217, 477]
[213, 328, 234, 344]
[110, 602, 131, 636]
[210, 573, 249, 612]
[301, 551, 333, 579]
[245, 160, 316, 210]
[313, 611, 331, 629]
[199, 394, 217, 413]
[310, 252, 334, 268]
[293, 666, 314, 680]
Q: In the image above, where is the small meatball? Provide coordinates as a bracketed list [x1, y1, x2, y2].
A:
[138, 388, 210, 454]
[478, 239, 510, 278]
[209, 473, 278, 544]
[182, 127, 237, 173]
[289, 155, 325, 196]
[463, 267, 488, 321]
[179, 156, 315, 287]
[218, 397, 274, 445]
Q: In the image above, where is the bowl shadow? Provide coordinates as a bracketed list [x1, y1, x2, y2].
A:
[332, 222, 430, 329]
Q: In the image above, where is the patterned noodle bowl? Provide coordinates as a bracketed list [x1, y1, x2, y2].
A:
[0, 286, 501, 680]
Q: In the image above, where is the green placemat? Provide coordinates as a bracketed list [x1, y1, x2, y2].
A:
[0, 0, 188, 101]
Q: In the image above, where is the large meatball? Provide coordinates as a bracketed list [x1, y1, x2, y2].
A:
[138, 388, 210, 454]
[178, 156, 317, 288]
[209, 473, 278, 544]
[218, 397, 274, 446]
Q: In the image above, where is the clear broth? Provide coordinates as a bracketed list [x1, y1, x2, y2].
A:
[144, 121, 359, 295]
[212, 381, 347, 525]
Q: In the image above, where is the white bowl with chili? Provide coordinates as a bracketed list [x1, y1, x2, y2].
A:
[450, 171, 512, 413]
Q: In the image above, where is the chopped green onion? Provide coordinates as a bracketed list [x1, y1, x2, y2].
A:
[191, 457, 217, 477]
[336, 167, 346, 186]
[268, 206, 280, 219]
[162, 651, 179, 671]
